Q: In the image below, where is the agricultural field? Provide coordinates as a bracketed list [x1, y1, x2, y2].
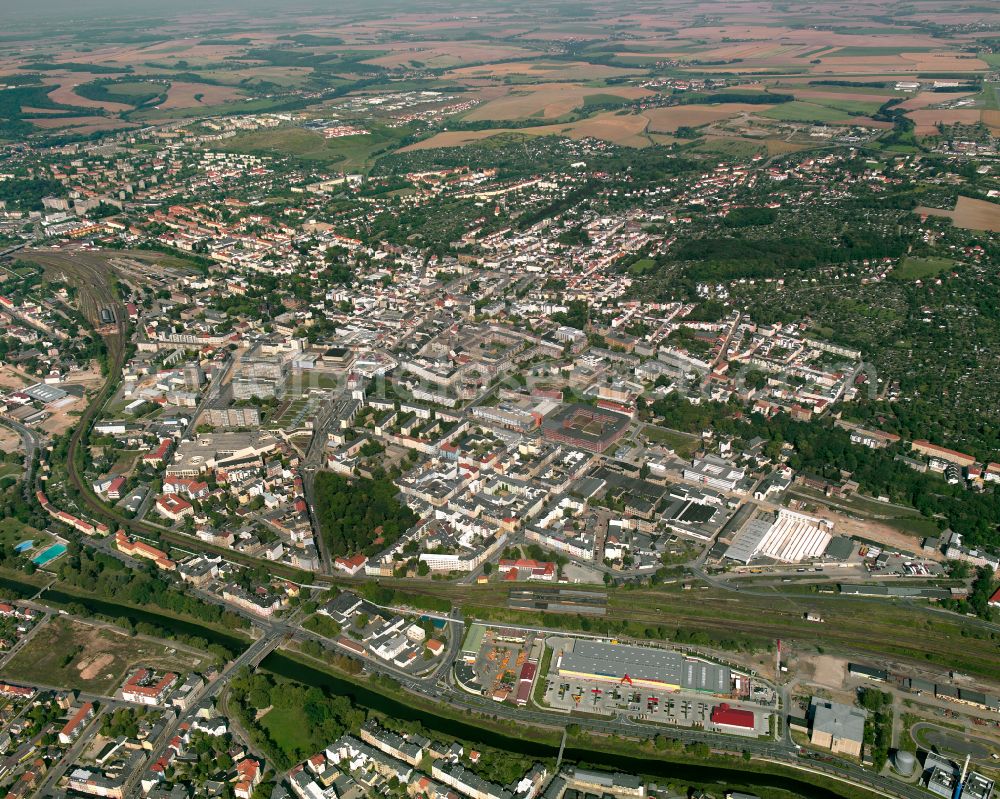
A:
[644, 104, 771, 132]
[759, 101, 858, 123]
[446, 60, 640, 82]
[405, 111, 656, 150]
[0, 617, 209, 695]
[158, 82, 245, 109]
[907, 108, 984, 136]
[915, 196, 1000, 232]
[463, 84, 651, 122]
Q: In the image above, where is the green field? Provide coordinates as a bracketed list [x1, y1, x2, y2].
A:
[804, 95, 884, 116]
[760, 101, 854, 123]
[893, 256, 955, 280]
[583, 93, 632, 108]
[642, 424, 700, 457]
[691, 138, 767, 157]
[976, 83, 1000, 111]
[217, 125, 405, 171]
[628, 257, 656, 276]
[75, 79, 168, 108]
[0, 517, 49, 551]
[259, 703, 316, 760]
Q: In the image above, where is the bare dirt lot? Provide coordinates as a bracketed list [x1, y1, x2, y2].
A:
[803, 654, 848, 691]
[0, 616, 210, 695]
[807, 504, 945, 560]
[0, 428, 21, 454]
[0, 365, 33, 391]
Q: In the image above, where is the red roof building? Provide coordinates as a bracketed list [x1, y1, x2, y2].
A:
[121, 668, 178, 706]
[58, 702, 95, 744]
[515, 661, 537, 707]
[711, 703, 755, 730]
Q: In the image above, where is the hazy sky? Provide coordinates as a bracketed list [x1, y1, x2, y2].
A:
[0, 0, 332, 23]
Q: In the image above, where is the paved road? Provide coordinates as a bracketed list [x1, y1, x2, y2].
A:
[0, 415, 41, 500]
[0, 609, 51, 669]
[32, 704, 110, 797]
[126, 629, 285, 797]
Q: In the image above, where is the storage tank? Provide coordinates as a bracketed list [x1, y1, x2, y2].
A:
[894, 750, 916, 777]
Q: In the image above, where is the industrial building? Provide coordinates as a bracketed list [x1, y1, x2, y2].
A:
[557, 640, 731, 693]
[683, 456, 746, 492]
[924, 752, 995, 799]
[808, 698, 866, 758]
[724, 509, 832, 564]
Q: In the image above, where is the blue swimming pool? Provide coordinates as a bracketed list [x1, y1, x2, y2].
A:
[13, 540, 34, 554]
[32, 543, 67, 566]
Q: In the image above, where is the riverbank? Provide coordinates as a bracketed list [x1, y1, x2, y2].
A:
[0, 572, 252, 655]
[263, 649, 886, 799]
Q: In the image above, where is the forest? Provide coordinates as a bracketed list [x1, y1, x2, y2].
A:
[313, 472, 418, 557]
[673, 230, 910, 281]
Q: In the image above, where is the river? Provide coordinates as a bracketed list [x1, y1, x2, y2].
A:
[0, 575, 248, 653]
[264, 651, 860, 799]
[0, 574, 858, 798]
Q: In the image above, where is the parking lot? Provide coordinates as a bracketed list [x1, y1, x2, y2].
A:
[541, 672, 771, 733]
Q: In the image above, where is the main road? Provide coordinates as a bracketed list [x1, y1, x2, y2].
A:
[0, 415, 41, 500]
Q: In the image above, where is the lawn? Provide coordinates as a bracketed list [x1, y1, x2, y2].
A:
[0, 616, 210, 695]
[259, 704, 316, 760]
[0, 517, 49, 552]
[760, 102, 854, 123]
[893, 256, 954, 280]
[217, 125, 406, 171]
[881, 516, 944, 537]
[643, 424, 699, 457]
[628, 257, 656, 276]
